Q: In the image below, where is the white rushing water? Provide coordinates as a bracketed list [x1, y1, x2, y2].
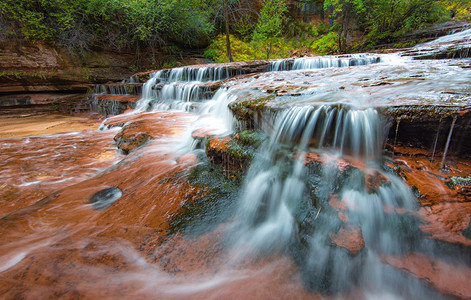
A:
[228, 104, 442, 297]
[136, 66, 235, 112]
[102, 30, 470, 295]
[417, 28, 471, 46]
[271, 54, 387, 71]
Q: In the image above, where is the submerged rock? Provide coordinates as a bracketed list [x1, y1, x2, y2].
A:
[90, 187, 123, 210]
[329, 225, 365, 256]
[114, 122, 154, 155]
[205, 132, 263, 179]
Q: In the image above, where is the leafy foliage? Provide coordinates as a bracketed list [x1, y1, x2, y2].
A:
[324, 0, 450, 51]
[311, 31, 339, 55]
[204, 34, 312, 62]
[252, 0, 289, 59]
[0, 0, 212, 52]
[438, 0, 471, 21]
[0, 0, 467, 64]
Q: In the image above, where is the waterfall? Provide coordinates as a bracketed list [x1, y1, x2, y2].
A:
[136, 66, 236, 112]
[175, 88, 238, 152]
[271, 54, 384, 71]
[165, 66, 231, 82]
[137, 71, 162, 110]
[273, 106, 384, 159]
[230, 104, 432, 295]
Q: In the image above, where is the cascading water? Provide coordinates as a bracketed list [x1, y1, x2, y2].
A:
[418, 28, 471, 46]
[175, 88, 238, 152]
[136, 66, 234, 112]
[230, 104, 444, 297]
[271, 54, 385, 71]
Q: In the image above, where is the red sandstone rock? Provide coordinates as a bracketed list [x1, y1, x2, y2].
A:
[383, 253, 471, 299]
[96, 94, 139, 103]
[329, 226, 365, 255]
[391, 152, 471, 247]
[209, 136, 232, 151]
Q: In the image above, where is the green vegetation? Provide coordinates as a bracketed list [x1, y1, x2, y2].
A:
[0, 0, 469, 64]
[204, 34, 301, 62]
[0, 0, 212, 52]
[206, 0, 468, 61]
[252, 0, 289, 59]
[446, 176, 471, 189]
[438, 0, 471, 21]
[0, 70, 48, 80]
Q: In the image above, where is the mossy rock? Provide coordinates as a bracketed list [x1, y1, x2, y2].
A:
[228, 95, 275, 128]
[235, 130, 267, 148]
[205, 136, 254, 180]
[446, 176, 471, 189]
[169, 152, 239, 235]
[113, 123, 154, 155]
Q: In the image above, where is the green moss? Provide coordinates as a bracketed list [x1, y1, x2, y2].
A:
[0, 70, 48, 80]
[236, 130, 267, 148]
[393, 41, 418, 48]
[380, 106, 459, 121]
[446, 176, 471, 189]
[169, 153, 240, 235]
[204, 131, 267, 179]
[228, 95, 275, 124]
[139, 74, 150, 83]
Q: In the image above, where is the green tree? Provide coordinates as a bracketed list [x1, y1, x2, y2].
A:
[324, 0, 448, 51]
[324, 0, 356, 52]
[0, 0, 212, 58]
[438, 0, 471, 20]
[252, 0, 288, 59]
[208, 0, 259, 62]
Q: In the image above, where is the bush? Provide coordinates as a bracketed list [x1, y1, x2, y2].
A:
[0, 0, 212, 52]
[204, 34, 304, 62]
[311, 32, 339, 55]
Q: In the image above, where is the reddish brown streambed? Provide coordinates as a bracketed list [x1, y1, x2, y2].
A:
[1, 111, 471, 299]
[0, 112, 340, 299]
[383, 146, 471, 298]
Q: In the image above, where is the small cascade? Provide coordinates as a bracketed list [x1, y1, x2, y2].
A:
[176, 88, 238, 152]
[95, 84, 107, 94]
[431, 118, 443, 163]
[230, 104, 435, 295]
[136, 71, 163, 110]
[165, 66, 232, 82]
[233, 105, 386, 252]
[441, 115, 457, 169]
[271, 54, 384, 71]
[274, 105, 384, 160]
[136, 66, 239, 112]
[392, 118, 401, 158]
[93, 84, 140, 96]
[88, 96, 123, 116]
[418, 28, 471, 47]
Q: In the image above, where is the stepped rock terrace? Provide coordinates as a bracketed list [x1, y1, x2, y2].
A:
[1, 28, 471, 299]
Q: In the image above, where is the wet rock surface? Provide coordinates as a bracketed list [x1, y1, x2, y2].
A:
[132, 60, 273, 83]
[0, 111, 338, 299]
[89, 187, 123, 210]
[1, 111, 471, 299]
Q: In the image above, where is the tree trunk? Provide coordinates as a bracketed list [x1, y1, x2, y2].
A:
[339, 1, 351, 53]
[224, 7, 234, 62]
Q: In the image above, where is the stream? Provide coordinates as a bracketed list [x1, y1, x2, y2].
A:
[1, 29, 471, 299]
